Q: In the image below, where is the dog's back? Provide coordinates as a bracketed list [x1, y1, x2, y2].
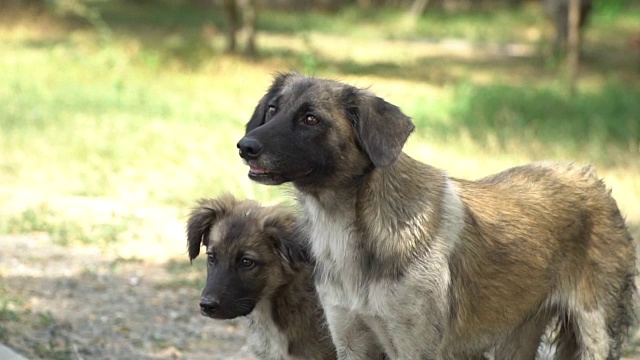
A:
[450, 162, 636, 357]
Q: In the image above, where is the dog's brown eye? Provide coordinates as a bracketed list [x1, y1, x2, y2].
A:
[304, 115, 319, 126]
[267, 106, 276, 115]
[240, 257, 255, 268]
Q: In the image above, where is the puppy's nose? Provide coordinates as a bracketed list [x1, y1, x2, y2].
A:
[199, 298, 220, 314]
[237, 137, 263, 160]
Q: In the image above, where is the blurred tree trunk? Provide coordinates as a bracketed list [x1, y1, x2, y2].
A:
[503, 0, 525, 7]
[222, 0, 239, 53]
[222, 0, 257, 57]
[238, 0, 256, 57]
[408, 0, 429, 18]
[566, 0, 581, 94]
[543, 0, 592, 55]
[441, 0, 474, 11]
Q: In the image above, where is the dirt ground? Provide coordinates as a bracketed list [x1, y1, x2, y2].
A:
[0, 234, 258, 360]
[1, 232, 640, 360]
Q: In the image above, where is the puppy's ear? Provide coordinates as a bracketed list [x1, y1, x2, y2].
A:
[186, 194, 237, 262]
[343, 86, 415, 167]
[245, 72, 298, 133]
[262, 210, 309, 271]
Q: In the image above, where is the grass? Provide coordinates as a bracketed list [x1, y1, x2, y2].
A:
[0, 284, 21, 342]
[0, 305, 17, 342]
[441, 81, 640, 163]
[33, 341, 71, 360]
[0, 1, 639, 250]
[0, 203, 133, 246]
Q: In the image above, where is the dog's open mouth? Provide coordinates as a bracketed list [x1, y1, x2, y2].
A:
[244, 160, 314, 185]
[249, 166, 269, 176]
[247, 165, 282, 185]
[248, 166, 278, 180]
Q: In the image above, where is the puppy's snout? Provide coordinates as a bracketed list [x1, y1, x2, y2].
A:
[199, 297, 220, 315]
[237, 137, 263, 160]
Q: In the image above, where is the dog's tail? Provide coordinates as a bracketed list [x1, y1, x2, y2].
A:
[608, 269, 638, 358]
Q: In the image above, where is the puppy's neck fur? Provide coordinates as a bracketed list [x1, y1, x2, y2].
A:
[247, 263, 333, 360]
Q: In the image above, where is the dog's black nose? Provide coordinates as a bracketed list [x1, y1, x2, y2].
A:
[237, 137, 263, 159]
[199, 298, 220, 314]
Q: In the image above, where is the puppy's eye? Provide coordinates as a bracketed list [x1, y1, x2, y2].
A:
[303, 114, 319, 126]
[240, 257, 255, 269]
[267, 106, 276, 115]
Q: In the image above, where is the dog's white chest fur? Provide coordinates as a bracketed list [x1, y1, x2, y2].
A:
[303, 197, 402, 315]
[245, 301, 292, 360]
[302, 179, 465, 318]
[304, 198, 366, 309]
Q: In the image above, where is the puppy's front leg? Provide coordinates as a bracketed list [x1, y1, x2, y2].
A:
[325, 305, 385, 360]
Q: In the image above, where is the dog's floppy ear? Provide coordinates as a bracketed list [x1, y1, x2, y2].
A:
[245, 72, 298, 133]
[186, 194, 237, 262]
[262, 210, 309, 271]
[343, 86, 415, 167]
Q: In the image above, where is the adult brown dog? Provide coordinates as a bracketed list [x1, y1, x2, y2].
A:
[186, 194, 336, 360]
[236, 73, 637, 359]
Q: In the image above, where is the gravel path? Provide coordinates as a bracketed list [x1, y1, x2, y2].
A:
[1, 233, 639, 360]
[0, 234, 257, 360]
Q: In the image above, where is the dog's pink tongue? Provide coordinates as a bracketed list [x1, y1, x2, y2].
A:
[250, 166, 267, 174]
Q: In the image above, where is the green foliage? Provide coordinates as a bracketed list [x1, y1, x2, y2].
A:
[443, 82, 640, 159]
[33, 342, 72, 360]
[93, 2, 546, 46]
[0, 300, 19, 322]
[594, 0, 633, 18]
[36, 311, 56, 328]
[300, 32, 320, 74]
[0, 287, 20, 341]
[100, 1, 225, 29]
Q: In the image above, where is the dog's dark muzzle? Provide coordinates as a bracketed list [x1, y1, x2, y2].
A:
[237, 137, 263, 160]
[199, 296, 221, 318]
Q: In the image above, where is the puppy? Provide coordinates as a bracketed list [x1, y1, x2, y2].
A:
[237, 73, 637, 359]
[186, 194, 336, 360]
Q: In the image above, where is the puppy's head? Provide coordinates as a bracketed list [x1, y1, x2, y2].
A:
[236, 72, 415, 190]
[186, 194, 306, 320]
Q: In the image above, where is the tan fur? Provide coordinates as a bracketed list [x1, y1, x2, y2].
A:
[186, 194, 336, 360]
[238, 73, 637, 360]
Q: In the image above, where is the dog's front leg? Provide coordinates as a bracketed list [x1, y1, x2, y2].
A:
[324, 305, 385, 360]
[382, 314, 443, 360]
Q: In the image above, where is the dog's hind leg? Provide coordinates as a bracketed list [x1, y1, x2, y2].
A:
[569, 304, 611, 360]
[569, 280, 637, 360]
[564, 251, 636, 359]
[605, 272, 637, 359]
[494, 313, 551, 360]
[551, 318, 579, 360]
[553, 276, 635, 360]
